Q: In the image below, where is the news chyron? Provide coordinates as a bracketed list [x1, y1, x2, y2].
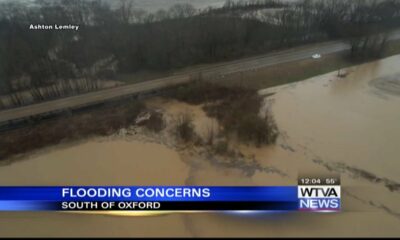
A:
[298, 175, 341, 212]
[0, 177, 341, 213]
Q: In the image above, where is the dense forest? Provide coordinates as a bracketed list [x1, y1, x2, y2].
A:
[0, 0, 399, 107]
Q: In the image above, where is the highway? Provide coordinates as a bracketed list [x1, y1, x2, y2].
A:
[1, 30, 400, 124]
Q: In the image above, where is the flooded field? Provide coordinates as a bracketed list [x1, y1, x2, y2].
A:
[259, 54, 400, 181]
[0, 55, 400, 237]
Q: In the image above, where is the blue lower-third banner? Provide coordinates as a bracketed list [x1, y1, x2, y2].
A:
[0, 186, 340, 212]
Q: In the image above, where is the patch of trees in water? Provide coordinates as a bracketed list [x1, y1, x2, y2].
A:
[170, 80, 278, 147]
[0, 0, 399, 108]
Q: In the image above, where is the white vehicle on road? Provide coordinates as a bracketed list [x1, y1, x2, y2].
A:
[312, 53, 322, 59]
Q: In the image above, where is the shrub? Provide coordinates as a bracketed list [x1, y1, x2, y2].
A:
[205, 121, 218, 145]
[175, 112, 195, 142]
[125, 101, 146, 120]
[171, 80, 246, 104]
[213, 140, 229, 155]
[236, 113, 278, 146]
[144, 112, 165, 133]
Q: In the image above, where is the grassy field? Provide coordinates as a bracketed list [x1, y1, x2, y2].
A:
[213, 39, 400, 90]
[384, 39, 400, 57]
[214, 52, 352, 89]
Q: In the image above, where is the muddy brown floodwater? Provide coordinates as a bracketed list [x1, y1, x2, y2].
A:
[1, 55, 400, 237]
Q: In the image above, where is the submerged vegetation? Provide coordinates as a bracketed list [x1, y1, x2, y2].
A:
[1, 0, 399, 158]
[170, 80, 278, 147]
[174, 112, 196, 143]
[0, 80, 276, 161]
[0, 0, 399, 108]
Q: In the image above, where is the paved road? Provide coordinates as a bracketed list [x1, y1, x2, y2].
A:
[1, 30, 400, 124]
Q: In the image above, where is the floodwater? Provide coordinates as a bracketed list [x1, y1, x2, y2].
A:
[0, 140, 193, 237]
[259, 54, 400, 181]
[254, 54, 400, 236]
[1, 55, 400, 237]
[0, 140, 189, 186]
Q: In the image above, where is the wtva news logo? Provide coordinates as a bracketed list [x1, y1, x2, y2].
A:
[298, 182, 341, 212]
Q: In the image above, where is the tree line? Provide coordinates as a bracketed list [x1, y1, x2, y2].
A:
[0, 0, 399, 107]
